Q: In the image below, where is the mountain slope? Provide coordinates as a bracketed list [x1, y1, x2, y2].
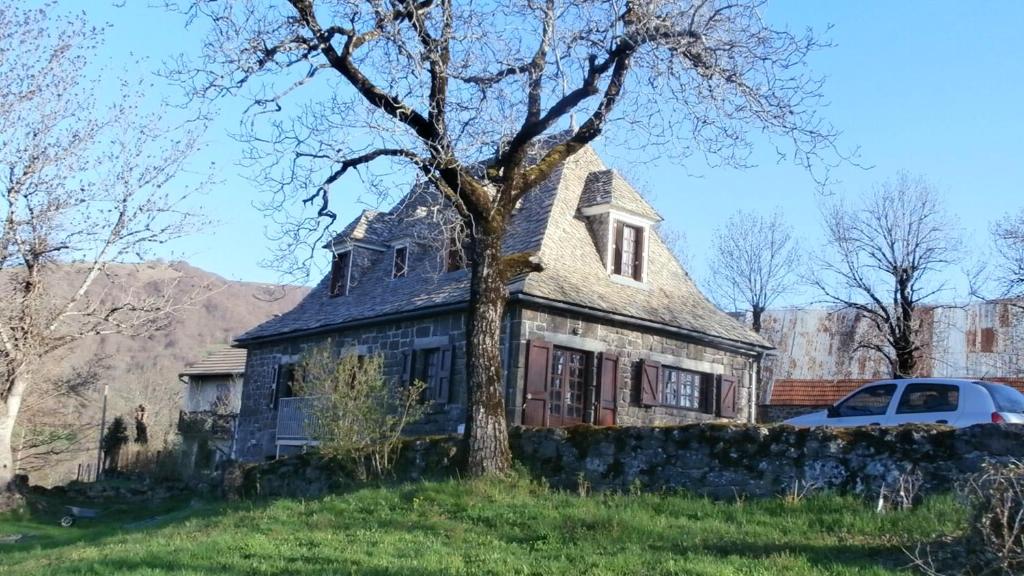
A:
[14, 261, 308, 485]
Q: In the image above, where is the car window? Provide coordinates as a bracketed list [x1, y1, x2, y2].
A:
[896, 383, 959, 414]
[835, 384, 897, 417]
[978, 383, 1024, 413]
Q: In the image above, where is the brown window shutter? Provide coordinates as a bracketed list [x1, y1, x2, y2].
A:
[523, 340, 553, 426]
[401, 350, 413, 387]
[718, 375, 738, 418]
[267, 364, 280, 409]
[633, 227, 644, 281]
[437, 346, 453, 404]
[613, 221, 624, 274]
[639, 359, 661, 406]
[598, 353, 619, 425]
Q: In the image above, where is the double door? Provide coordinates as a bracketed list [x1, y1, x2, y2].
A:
[523, 341, 618, 427]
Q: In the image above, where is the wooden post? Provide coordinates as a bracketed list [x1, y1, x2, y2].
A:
[96, 385, 108, 482]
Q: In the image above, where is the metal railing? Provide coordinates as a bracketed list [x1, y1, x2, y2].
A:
[276, 396, 324, 444]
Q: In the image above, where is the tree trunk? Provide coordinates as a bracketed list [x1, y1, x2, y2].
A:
[751, 306, 764, 334]
[0, 394, 22, 489]
[464, 229, 512, 476]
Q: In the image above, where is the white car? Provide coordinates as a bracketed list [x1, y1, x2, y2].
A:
[784, 378, 1024, 428]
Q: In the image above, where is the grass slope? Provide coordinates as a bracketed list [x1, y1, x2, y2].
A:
[0, 478, 964, 575]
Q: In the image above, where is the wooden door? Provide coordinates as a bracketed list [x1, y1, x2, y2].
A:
[523, 340, 552, 426]
[549, 347, 587, 426]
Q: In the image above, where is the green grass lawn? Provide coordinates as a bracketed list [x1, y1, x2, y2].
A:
[0, 477, 965, 575]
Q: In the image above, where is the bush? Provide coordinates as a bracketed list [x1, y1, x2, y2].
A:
[294, 343, 426, 480]
[961, 460, 1024, 574]
[909, 460, 1024, 575]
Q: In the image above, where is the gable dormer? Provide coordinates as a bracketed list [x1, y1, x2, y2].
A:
[578, 170, 661, 284]
[325, 210, 393, 297]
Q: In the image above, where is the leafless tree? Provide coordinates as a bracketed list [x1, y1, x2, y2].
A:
[169, 0, 842, 475]
[992, 210, 1024, 299]
[811, 172, 960, 379]
[706, 209, 799, 333]
[0, 5, 207, 487]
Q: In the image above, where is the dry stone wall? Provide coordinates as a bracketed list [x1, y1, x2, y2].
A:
[226, 423, 1024, 501]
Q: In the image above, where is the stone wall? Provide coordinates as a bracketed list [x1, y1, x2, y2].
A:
[234, 311, 471, 461]
[508, 303, 758, 426]
[757, 404, 826, 424]
[510, 424, 1024, 499]
[228, 423, 1024, 501]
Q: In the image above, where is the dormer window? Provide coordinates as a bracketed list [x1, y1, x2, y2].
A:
[613, 221, 644, 281]
[329, 250, 351, 297]
[392, 246, 408, 279]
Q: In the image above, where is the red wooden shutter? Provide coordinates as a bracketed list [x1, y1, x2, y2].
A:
[613, 221, 624, 274]
[523, 340, 552, 426]
[437, 346, 453, 404]
[633, 227, 644, 281]
[598, 353, 619, 425]
[718, 375, 738, 418]
[639, 359, 661, 406]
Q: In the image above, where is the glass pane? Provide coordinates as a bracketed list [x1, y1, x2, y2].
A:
[836, 385, 897, 417]
[979, 383, 1024, 413]
[896, 383, 959, 414]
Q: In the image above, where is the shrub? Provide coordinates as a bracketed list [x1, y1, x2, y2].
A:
[294, 343, 426, 480]
[961, 459, 1024, 574]
[102, 416, 130, 473]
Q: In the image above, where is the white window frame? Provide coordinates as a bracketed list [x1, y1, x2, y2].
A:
[329, 248, 353, 297]
[391, 243, 409, 279]
[605, 210, 652, 286]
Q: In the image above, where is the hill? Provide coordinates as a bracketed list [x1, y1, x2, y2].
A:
[14, 261, 308, 485]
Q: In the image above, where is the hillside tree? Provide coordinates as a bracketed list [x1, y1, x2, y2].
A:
[172, 0, 842, 475]
[811, 172, 960, 378]
[991, 209, 1024, 299]
[0, 5, 206, 487]
[706, 209, 800, 333]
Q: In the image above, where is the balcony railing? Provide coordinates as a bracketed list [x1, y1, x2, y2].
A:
[276, 396, 324, 444]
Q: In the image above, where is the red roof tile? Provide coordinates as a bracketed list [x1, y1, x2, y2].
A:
[769, 377, 1024, 406]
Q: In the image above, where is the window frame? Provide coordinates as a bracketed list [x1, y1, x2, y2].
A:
[661, 366, 712, 413]
[895, 383, 960, 414]
[392, 245, 408, 279]
[609, 217, 648, 283]
[329, 250, 352, 297]
[833, 384, 898, 418]
[407, 346, 453, 405]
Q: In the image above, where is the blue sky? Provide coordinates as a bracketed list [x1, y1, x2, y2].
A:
[81, 1, 1023, 302]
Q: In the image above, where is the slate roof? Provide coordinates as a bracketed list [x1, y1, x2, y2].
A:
[180, 346, 247, 377]
[580, 170, 661, 220]
[328, 209, 394, 247]
[237, 145, 771, 350]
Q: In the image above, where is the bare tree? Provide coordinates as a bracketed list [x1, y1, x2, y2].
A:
[706, 209, 799, 333]
[992, 209, 1024, 299]
[811, 172, 960, 378]
[0, 5, 207, 487]
[170, 0, 842, 475]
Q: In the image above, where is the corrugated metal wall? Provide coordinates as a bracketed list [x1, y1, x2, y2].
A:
[761, 300, 1024, 382]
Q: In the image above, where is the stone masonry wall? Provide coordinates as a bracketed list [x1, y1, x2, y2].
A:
[757, 404, 827, 424]
[228, 423, 1024, 501]
[235, 311, 470, 461]
[508, 303, 758, 426]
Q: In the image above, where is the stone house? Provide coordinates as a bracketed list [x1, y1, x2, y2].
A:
[177, 346, 246, 473]
[232, 146, 773, 461]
